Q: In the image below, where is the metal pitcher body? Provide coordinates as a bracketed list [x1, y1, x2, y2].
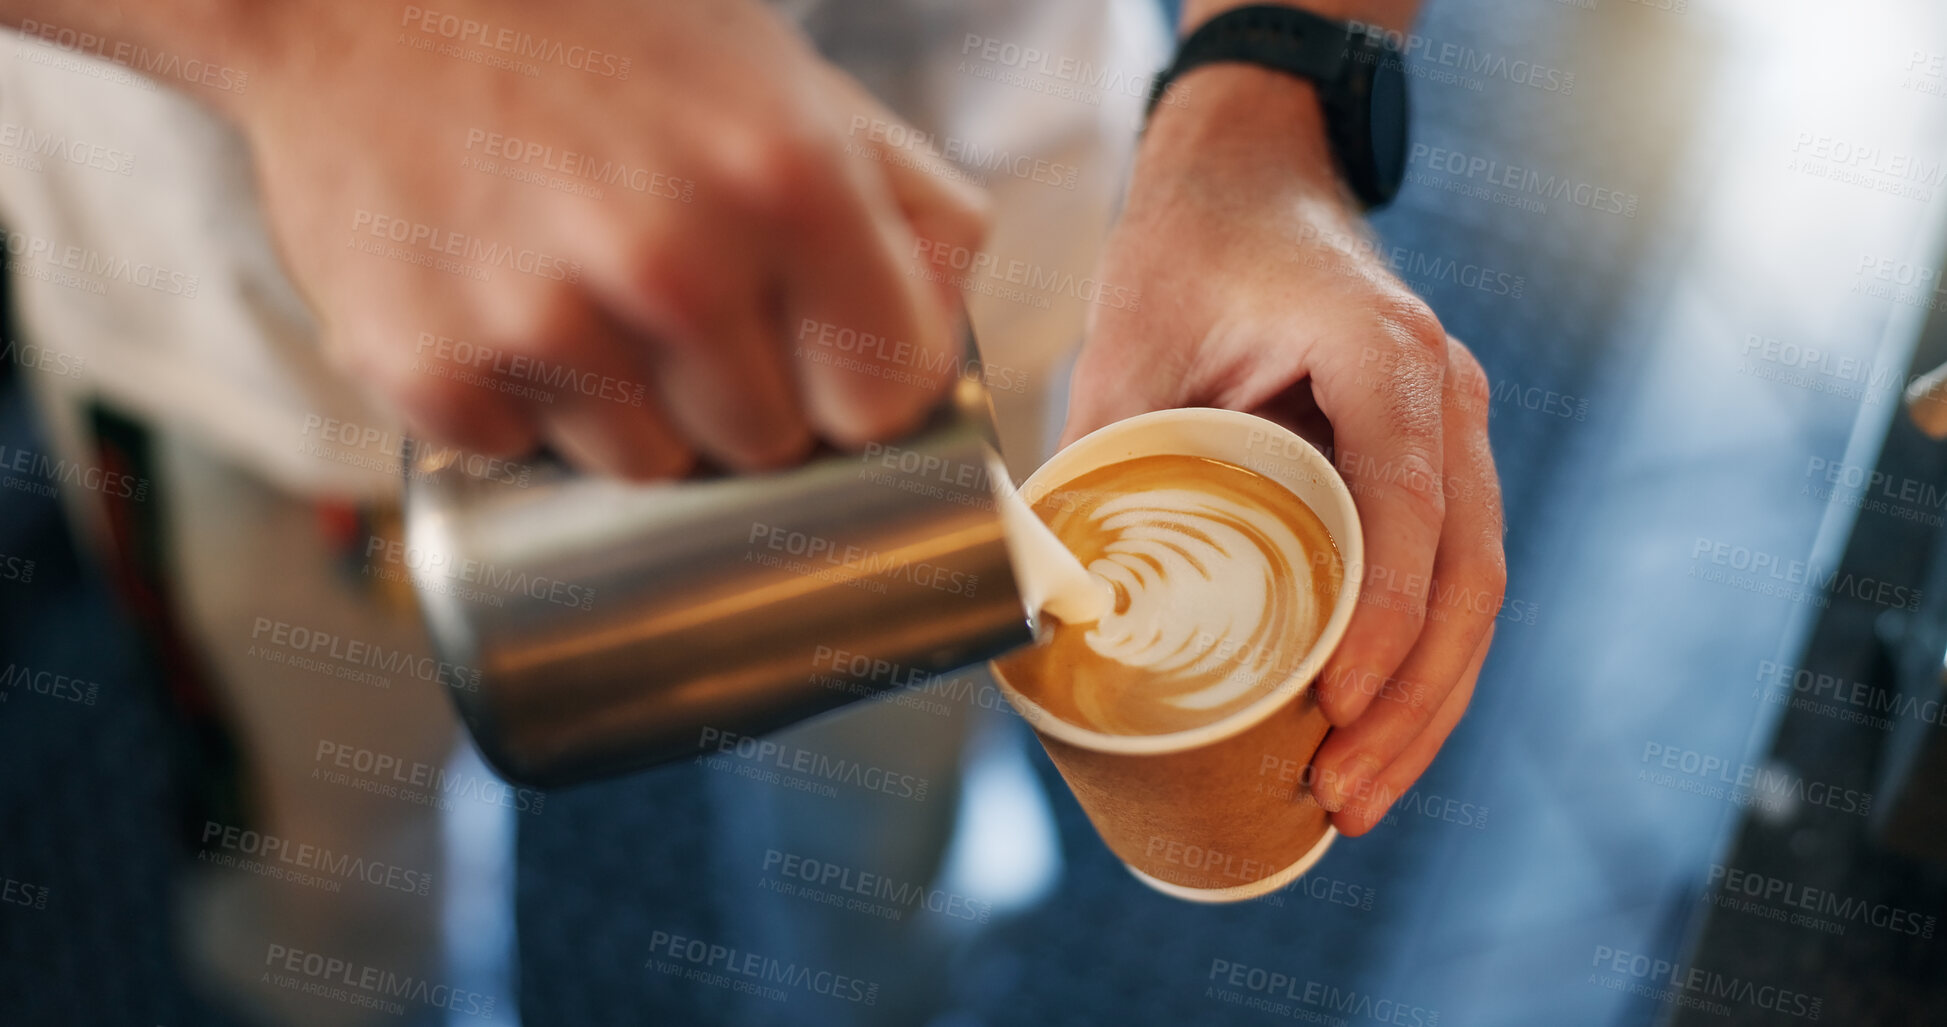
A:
[402, 376, 1032, 787]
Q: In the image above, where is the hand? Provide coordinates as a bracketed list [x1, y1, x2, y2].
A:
[222, 0, 985, 477]
[1062, 66, 1505, 836]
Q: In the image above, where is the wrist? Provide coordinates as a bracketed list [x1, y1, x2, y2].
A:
[1138, 61, 1348, 205]
[1143, 2, 1415, 211]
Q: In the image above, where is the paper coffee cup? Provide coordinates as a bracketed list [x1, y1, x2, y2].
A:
[991, 408, 1364, 902]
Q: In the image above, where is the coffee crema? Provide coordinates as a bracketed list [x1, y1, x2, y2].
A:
[998, 454, 1342, 736]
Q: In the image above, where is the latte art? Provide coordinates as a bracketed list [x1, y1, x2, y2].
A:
[1085, 487, 1320, 711]
[1000, 454, 1342, 736]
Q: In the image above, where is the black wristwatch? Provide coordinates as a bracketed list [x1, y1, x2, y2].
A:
[1146, 4, 1409, 210]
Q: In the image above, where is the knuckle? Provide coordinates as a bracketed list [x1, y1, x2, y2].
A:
[1486, 478, 1509, 536]
[1446, 340, 1492, 414]
[1356, 584, 1429, 654]
[388, 369, 475, 426]
[1349, 304, 1449, 447]
[1479, 541, 1510, 600]
[695, 388, 815, 470]
[1395, 596, 1430, 641]
[1359, 347, 1444, 446]
[489, 286, 587, 358]
[400, 386, 530, 457]
[624, 240, 727, 335]
[1380, 434, 1447, 528]
[1378, 293, 1446, 353]
[819, 391, 932, 450]
[1322, 750, 1380, 786]
[635, 439, 696, 481]
[729, 423, 815, 471]
[715, 124, 836, 222]
[1477, 547, 1510, 609]
[1355, 440, 1448, 541]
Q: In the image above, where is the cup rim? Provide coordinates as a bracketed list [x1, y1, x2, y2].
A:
[991, 407, 1365, 755]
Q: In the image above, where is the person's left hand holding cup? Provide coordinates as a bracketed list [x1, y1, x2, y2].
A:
[207, 0, 989, 476]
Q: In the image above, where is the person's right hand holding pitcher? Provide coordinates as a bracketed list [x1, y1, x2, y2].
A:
[1064, 8, 1506, 837]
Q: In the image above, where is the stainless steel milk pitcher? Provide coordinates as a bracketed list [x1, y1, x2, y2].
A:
[402, 373, 1033, 787]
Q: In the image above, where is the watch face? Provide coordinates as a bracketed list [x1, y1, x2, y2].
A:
[1369, 51, 1408, 201]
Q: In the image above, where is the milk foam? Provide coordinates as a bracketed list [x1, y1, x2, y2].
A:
[1081, 489, 1318, 712]
[993, 454, 1342, 736]
[992, 451, 1113, 625]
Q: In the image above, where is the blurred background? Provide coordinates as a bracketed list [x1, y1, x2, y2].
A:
[7, 0, 1947, 1024]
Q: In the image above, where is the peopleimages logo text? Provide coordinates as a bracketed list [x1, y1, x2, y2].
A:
[1707, 863, 1936, 938]
[1640, 742, 1872, 816]
[349, 208, 580, 282]
[251, 617, 483, 691]
[697, 726, 929, 801]
[1591, 946, 1821, 1021]
[1690, 537, 1921, 611]
[647, 929, 880, 1005]
[201, 821, 433, 895]
[1207, 959, 1439, 1026]
[264, 944, 495, 1018]
[400, 5, 631, 78]
[16, 18, 248, 92]
[0, 228, 198, 296]
[747, 521, 980, 598]
[1409, 144, 1638, 216]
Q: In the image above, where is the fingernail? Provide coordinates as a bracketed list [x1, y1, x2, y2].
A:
[1315, 754, 1381, 812]
[1317, 666, 1368, 727]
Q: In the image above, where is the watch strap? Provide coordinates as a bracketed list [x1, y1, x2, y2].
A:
[1146, 5, 1355, 118]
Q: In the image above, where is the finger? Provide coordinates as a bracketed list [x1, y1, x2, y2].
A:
[864, 144, 990, 314]
[566, 177, 811, 470]
[531, 308, 697, 480]
[1312, 309, 1450, 727]
[1312, 340, 1504, 808]
[874, 148, 989, 264]
[788, 141, 965, 449]
[1313, 592, 1493, 825]
[1058, 331, 1197, 448]
[644, 295, 815, 472]
[661, 72, 970, 466]
[821, 65, 990, 263]
[1330, 625, 1490, 837]
[461, 273, 702, 480]
[802, 67, 985, 443]
[541, 389, 691, 481]
[327, 316, 540, 461]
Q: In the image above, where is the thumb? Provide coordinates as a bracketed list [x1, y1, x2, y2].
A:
[1058, 333, 1186, 449]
